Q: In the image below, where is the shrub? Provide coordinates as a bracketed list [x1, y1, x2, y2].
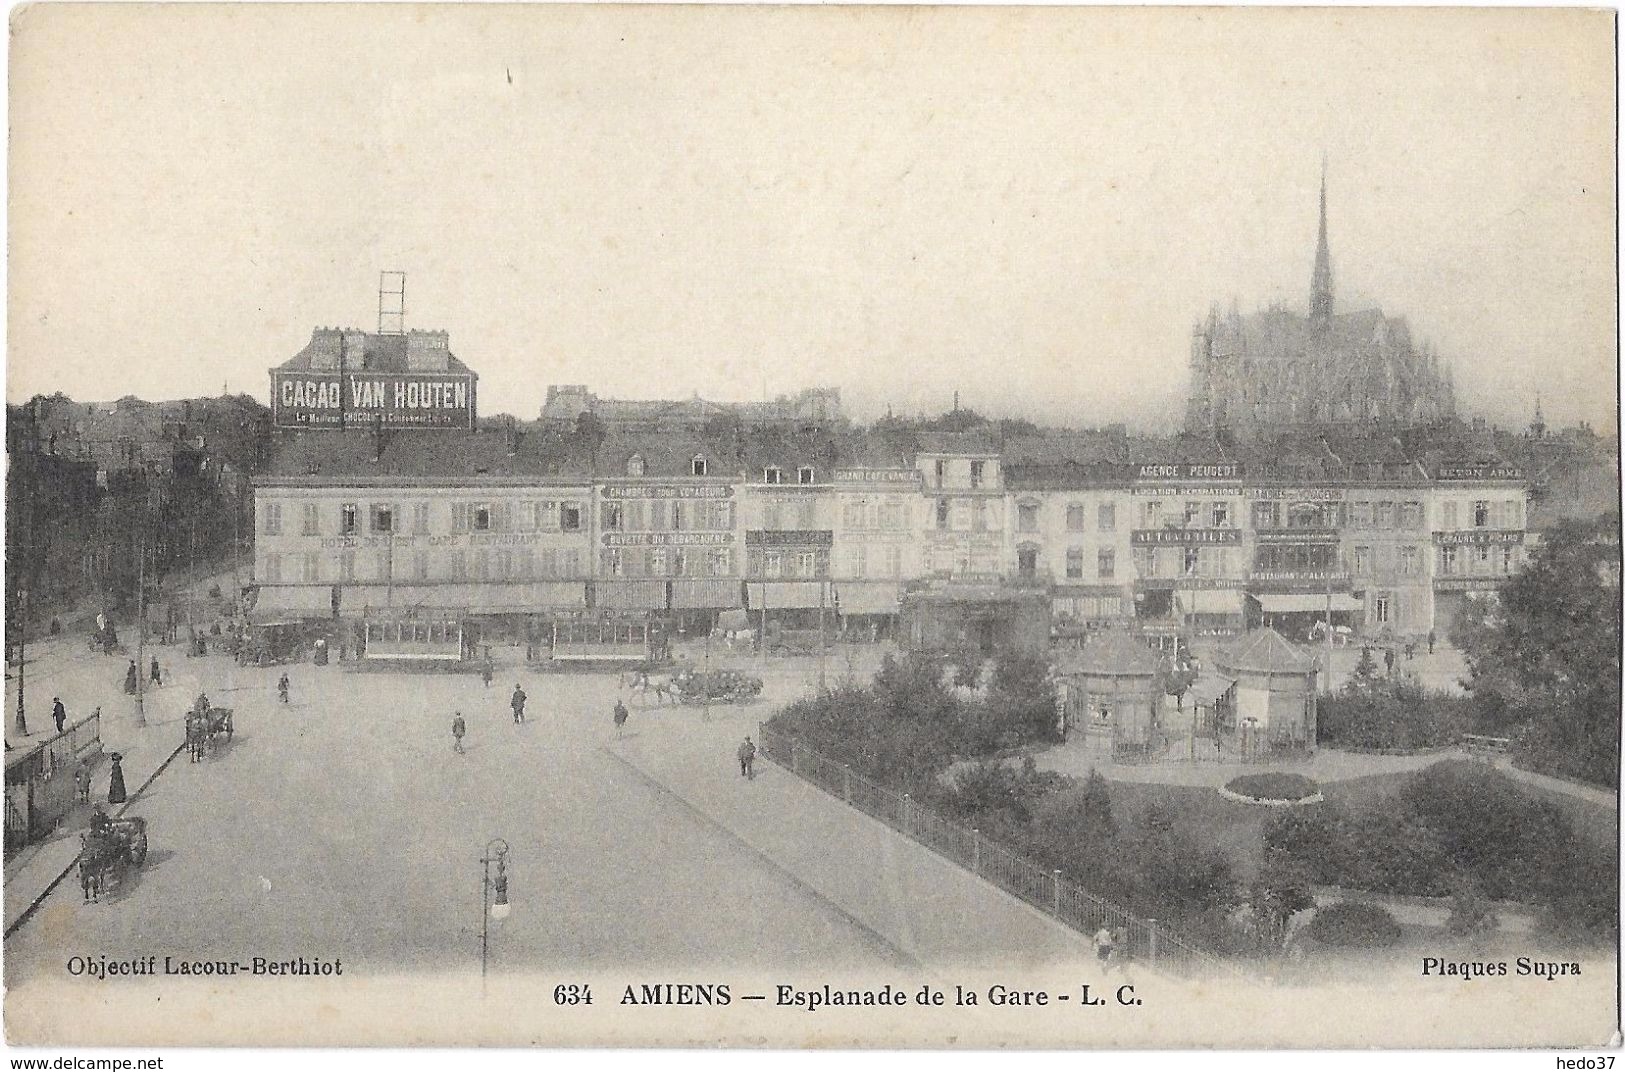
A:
[1262, 803, 1342, 883]
[1303, 902, 1402, 948]
[1223, 772, 1321, 802]
[1445, 881, 1500, 939]
[1318, 679, 1473, 751]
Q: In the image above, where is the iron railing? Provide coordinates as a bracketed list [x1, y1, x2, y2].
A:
[758, 722, 1246, 982]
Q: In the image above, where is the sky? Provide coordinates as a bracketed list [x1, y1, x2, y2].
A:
[7, 5, 1617, 431]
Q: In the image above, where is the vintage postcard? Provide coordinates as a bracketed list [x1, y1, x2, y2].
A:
[3, 2, 1619, 1053]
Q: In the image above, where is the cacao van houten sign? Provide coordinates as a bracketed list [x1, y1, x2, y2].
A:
[272, 371, 474, 429]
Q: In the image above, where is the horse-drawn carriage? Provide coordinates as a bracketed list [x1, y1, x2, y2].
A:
[185, 696, 234, 761]
[78, 811, 148, 902]
[624, 666, 765, 706]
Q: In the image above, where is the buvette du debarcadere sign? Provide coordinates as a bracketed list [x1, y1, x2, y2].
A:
[271, 370, 476, 429]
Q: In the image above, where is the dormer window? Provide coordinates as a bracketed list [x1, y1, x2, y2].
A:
[764, 466, 783, 485]
[626, 453, 645, 477]
[798, 467, 814, 485]
[691, 455, 708, 477]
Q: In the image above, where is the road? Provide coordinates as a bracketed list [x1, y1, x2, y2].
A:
[4, 656, 903, 985]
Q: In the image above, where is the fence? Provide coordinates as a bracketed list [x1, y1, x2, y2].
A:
[757, 722, 1245, 982]
[5, 710, 104, 856]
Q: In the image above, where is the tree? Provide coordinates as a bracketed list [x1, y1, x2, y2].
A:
[1454, 513, 1621, 786]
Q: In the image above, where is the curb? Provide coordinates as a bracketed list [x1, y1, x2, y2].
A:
[4, 739, 188, 940]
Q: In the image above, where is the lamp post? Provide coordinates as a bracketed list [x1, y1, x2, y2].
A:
[480, 838, 511, 983]
[14, 589, 28, 740]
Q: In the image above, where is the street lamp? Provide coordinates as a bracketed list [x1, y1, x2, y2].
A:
[480, 838, 511, 981]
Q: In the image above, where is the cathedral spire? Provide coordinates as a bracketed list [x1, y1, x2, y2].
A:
[1311, 156, 1334, 326]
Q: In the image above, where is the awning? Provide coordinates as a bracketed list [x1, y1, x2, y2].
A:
[1254, 592, 1362, 614]
[1184, 589, 1245, 614]
[594, 580, 668, 610]
[834, 582, 902, 615]
[1186, 674, 1236, 707]
[344, 583, 587, 613]
[746, 581, 830, 610]
[249, 586, 334, 625]
[671, 578, 743, 610]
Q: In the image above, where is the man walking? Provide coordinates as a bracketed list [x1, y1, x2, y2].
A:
[452, 713, 467, 754]
[277, 673, 290, 705]
[737, 735, 756, 779]
[1093, 925, 1116, 974]
[613, 699, 629, 738]
[150, 656, 162, 687]
[52, 697, 66, 734]
[510, 684, 527, 724]
[1427, 629, 1437, 655]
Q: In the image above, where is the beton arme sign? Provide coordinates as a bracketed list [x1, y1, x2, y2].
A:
[271, 371, 475, 429]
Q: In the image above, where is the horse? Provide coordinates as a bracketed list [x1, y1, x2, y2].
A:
[623, 670, 677, 706]
[78, 834, 123, 903]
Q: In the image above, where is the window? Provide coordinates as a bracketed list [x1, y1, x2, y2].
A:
[413, 551, 429, 581]
[764, 467, 783, 485]
[1348, 502, 1372, 529]
[1473, 501, 1489, 528]
[604, 503, 623, 531]
[1183, 501, 1202, 527]
[797, 498, 815, 529]
[1017, 503, 1039, 534]
[1501, 546, 1517, 574]
[414, 502, 430, 534]
[764, 551, 783, 578]
[1503, 500, 1522, 529]
[1133, 547, 1157, 578]
[709, 549, 732, 577]
[969, 461, 985, 489]
[1376, 502, 1395, 529]
[1098, 549, 1116, 580]
[881, 501, 905, 531]
[798, 467, 814, 485]
[446, 551, 466, 580]
[936, 498, 950, 529]
[1183, 547, 1200, 576]
[691, 456, 708, 477]
[1354, 546, 1370, 574]
[950, 500, 972, 531]
[1098, 503, 1116, 532]
[602, 548, 623, 577]
[1440, 546, 1458, 575]
[261, 553, 281, 583]
[1211, 502, 1231, 528]
[1475, 546, 1492, 573]
[1140, 500, 1162, 528]
[626, 454, 645, 477]
[302, 503, 320, 536]
[1399, 546, 1419, 576]
[646, 548, 667, 575]
[336, 503, 355, 536]
[376, 550, 392, 582]
[1375, 592, 1392, 625]
[560, 503, 582, 532]
[671, 503, 685, 531]
[301, 553, 319, 583]
[1401, 502, 1424, 530]
[1442, 501, 1459, 529]
[371, 504, 395, 534]
[1066, 503, 1086, 531]
[1066, 547, 1084, 579]
[261, 503, 282, 536]
[934, 460, 946, 488]
[797, 551, 818, 577]
[1253, 501, 1280, 530]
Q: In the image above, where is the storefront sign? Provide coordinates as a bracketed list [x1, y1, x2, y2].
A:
[1249, 571, 1351, 585]
[602, 532, 735, 547]
[1135, 578, 1245, 591]
[271, 371, 474, 430]
[1436, 465, 1526, 481]
[1135, 463, 1241, 481]
[1253, 529, 1341, 543]
[601, 484, 733, 500]
[833, 468, 921, 484]
[1131, 529, 1242, 546]
[746, 530, 834, 547]
[1245, 487, 1345, 501]
[1134, 485, 1243, 497]
[1433, 530, 1525, 546]
[1433, 577, 1507, 592]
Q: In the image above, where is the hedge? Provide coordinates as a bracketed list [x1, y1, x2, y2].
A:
[1303, 902, 1402, 948]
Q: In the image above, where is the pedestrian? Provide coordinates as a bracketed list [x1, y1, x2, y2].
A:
[74, 760, 91, 804]
[1093, 925, 1116, 973]
[123, 660, 138, 695]
[511, 684, 527, 724]
[106, 752, 127, 804]
[481, 661, 493, 689]
[1384, 648, 1396, 675]
[1427, 629, 1437, 655]
[613, 699, 629, 738]
[150, 656, 162, 686]
[737, 735, 756, 779]
[451, 713, 466, 754]
[277, 673, 290, 704]
[52, 697, 66, 734]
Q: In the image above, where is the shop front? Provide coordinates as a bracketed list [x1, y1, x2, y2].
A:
[1248, 589, 1361, 643]
[245, 585, 338, 664]
[899, 581, 1050, 655]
